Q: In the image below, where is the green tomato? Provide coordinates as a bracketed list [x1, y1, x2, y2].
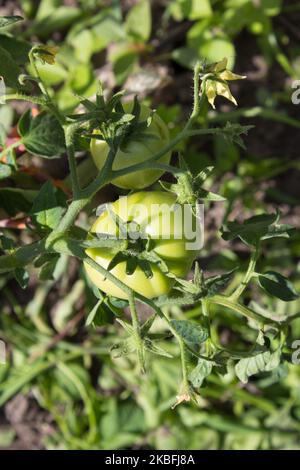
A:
[90, 103, 171, 189]
[85, 191, 199, 299]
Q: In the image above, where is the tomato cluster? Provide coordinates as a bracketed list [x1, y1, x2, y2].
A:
[86, 103, 198, 299]
[85, 191, 198, 299]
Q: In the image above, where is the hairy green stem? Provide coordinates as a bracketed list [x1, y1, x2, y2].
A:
[209, 106, 300, 129]
[229, 244, 260, 301]
[128, 295, 145, 373]
[190, 62, 202, 121]
[29, 48, 51, 100]
[208, 294, 279, 326]
[63, 124, 81, 197]
[45, 198, 90, 247]
[2, 93, 46, 105]
[28, 47, 65, 125]
[82, 145, 117, 198]
[202, 299, 213, 356]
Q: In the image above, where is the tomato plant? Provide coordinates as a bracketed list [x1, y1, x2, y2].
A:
[0, 41, 298, 405]
[85, 191, 198, 299]
[91, 102, 171, 189]
[0, 5, 299, 450]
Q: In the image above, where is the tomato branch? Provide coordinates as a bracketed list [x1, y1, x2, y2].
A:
[1, 93, 46, 105]
[63, 124, 81, 198]
[128, 294, 146, 374]
[229, 244, 260, 302]
[207, 294, 281, 327]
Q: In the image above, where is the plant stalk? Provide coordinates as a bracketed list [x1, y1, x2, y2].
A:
[229, 245, 260, 301]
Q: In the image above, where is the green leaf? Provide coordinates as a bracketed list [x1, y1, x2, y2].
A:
[110, 46, 138, 86]
[34, 252, 58, 268]
[172, 47, 199, 70]
[28, 7, 82, 37]
[222, 122, 254, 150]
[0, 188, 36, 216]
[258, 271, 299, 302]
[195, 166, 214, 185]
[116, 319, 134, 335]
[126, 256, 138, 276]
[0, 234, 14, 250]
[85, 300, 102, 326]
[107, 252, 128, 272]
[18, 110, 65, 158]
[0, 16, 23, 29]
[111, 337, 136, 358]
[14, 267, 29, 289]
[198, 188, 226, 201]
[108, 297, 128, 310]
[0, 44, 21, 88]
[105, 298, 126, 318]
[35, 0, 62, 20]
[29, 181, 65, 233]
[91, 284, 104, 300]
[86, 298, 115, 327]
[170, 320, 209, 348]
[235, 349, 281, 384]
[54, 363, 91, 400]
[125, 0, 151, 42]
[38, 256, 60, 281]
[87, 9, 125, 53]
[137, 259, 153, 279]
[190, 30, 235, 70]
[169, 0, 212, 20]
[28, 60, 67, 87]
[206, 270, 236, 296]
[0, 359, 51, 407]
[97, 305, 116, 326]
[189, 358, 213, 388]
[187, 0, 212, 19]
[144, 339, 173, 358]
[260, 223, 294, 241]
[70, 29, 94, 63]
[0, 34, 31, 65]
[221, 213, 278, 246]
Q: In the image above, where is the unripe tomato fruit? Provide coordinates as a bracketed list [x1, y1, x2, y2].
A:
[90, 103, 171, 189]
[84, 191, 199, 299]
